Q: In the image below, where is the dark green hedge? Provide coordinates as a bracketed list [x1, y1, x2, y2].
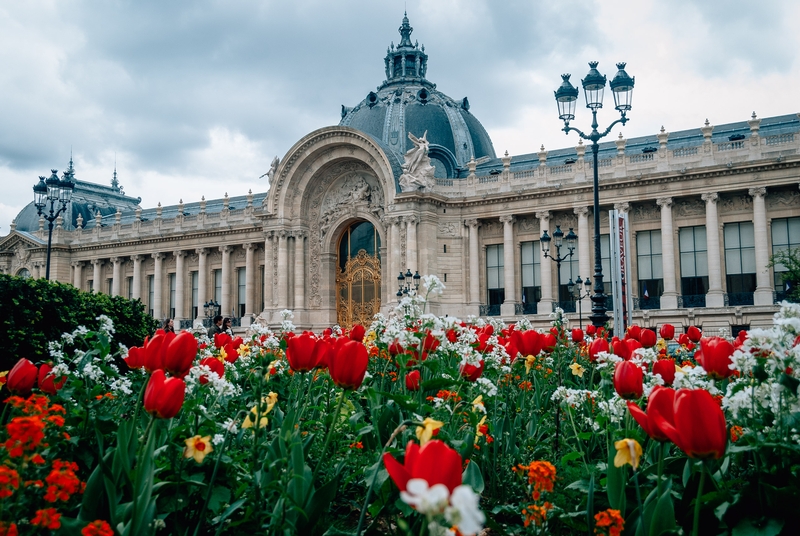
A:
[0, 274, 158, 371]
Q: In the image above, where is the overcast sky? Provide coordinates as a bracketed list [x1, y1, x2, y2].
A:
[1, 0, 798, 234]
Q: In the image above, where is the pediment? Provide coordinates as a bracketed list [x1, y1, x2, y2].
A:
[0, 231, 44, 253]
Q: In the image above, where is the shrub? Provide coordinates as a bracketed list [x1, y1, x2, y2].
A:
[0, 274, 157, 370]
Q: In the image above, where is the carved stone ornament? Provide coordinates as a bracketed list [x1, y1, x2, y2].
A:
[719, 194, 753, 214]
[632, 202, 660, 221]
[438, 221, 460, 237]
[398, 131, 436, 192]
[674, 198, 705, 217]
[517, 216, 539, 234]
[767, 189, 800, 209]
[482, 220, 503, 236]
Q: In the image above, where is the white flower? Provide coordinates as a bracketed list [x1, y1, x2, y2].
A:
[445, 485, 485, 536]
[422, 274, 446, 296]
[96, 315, 115, 337]
[400, 479, 450, 516]
[212, 434, 225, 446]
[222, 418, 238, 433]
[475, 377, 498, 397]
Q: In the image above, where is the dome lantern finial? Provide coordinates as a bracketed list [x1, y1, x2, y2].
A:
[398, 12, 413, 48]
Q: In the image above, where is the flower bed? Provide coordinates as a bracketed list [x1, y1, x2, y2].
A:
[1, 277, 799, 535]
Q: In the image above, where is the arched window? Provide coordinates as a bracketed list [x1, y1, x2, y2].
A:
[17, 268, 31, 279]
[336, 221, 382, 328]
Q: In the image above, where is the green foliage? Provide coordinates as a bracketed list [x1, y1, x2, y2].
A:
[769, 247, 800, 302]
[0, 274, 157, 370]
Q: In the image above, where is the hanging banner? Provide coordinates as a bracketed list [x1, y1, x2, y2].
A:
[609, 210, 633, 335]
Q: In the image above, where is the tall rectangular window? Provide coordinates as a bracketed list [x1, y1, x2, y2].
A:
[637, 230, 664, 300]
[679, 226, 709, 306]
[724, 222, 756, 305]
[106, 279, 113, 295]
[168, 273, 176, 319]
[214, 269, 222, 305]
[238, 268, 246, 317]
[191, 271, 199, 319]
[147, 275, 155, 317]
[771, 217, 800, 292]
[486, 244, 504, 308]
[88, 280, 94, 293]
[126, 276, 133, 300]
[520, 241, 541, 312]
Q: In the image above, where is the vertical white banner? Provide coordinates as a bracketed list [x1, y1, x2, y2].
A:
[609, 210, 633, 335]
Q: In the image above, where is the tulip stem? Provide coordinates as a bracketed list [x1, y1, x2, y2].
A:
[657, 442, 666, 497]
[314, 390, 346, 482]
[355, 420, 413, 536]
[692, 463, 706, 536]
[633, 469, 645, 536]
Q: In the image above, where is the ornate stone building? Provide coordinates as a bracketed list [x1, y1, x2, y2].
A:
[2, 15, 800, 334]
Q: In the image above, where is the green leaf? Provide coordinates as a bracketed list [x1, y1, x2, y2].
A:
[207, 486, 230, 514]
[420, 377, 458, 391]
[649, 482, 676, 536]
[606, 447, 627, 512]
[732, 517, 785, 536]
[299, 476, 340, 531]
[561, 451, 583, 464]
[462, 460, 485, 494]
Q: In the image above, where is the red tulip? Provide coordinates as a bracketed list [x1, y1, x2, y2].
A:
[698, 337, 735, 380]
[6, 358, 38, 396]
[421, 331, 440, 358]
[164, 331, 198, 377]
[405, 370, 421, 391]
[125, 345, 146, 370]
[612, 339, 631, 361]
[627, 386, 675, 441]
[586, 325, 597, 336]
[144, 330, 174, 372]
[614, 360, 643, 399]
[446, 329, 458, 343]
[37, 363, 66, 395]
[650, 388, 727, 459]
[214, 333, 232, 349]
[222, 342, 239, 363]
[329, 339, 369, 390]
[652, 359, 676, 386]
[511, 329, 543, 357]
[626, 325, 642, 341]
[198, 357, 225, 384]
[143, 369, 186, 419]
[677, 333, 690, 346]
[659, 324, 675, 341]
[349, 324, 366, 342]
[687, 326, 702, 343]
[231, 336, 244, 350]
[589, 338, 609, 362]
[286, 332, 319, 372]
[475, 326, 494, 353]
[502, 339, 520, 363]
[460, 360, 485, 382]
[571, 328, 584, 343]
[383, 440, 463, 494]
[639, 329, 657, 348]
[542, 333, 557, 353]
[311, 338, 333, 370]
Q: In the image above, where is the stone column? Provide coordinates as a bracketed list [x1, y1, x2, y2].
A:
[244, 243, 256, 317]
[500, 215, 517, 316]
[750, 187, 772, 305]
[152, 253, 165, 319]
[702, 192, 725, 307]
[536, 211, 554, 313]
[293, 232, 305, 310]
[220, 245, 233, 317]
[263, 232, 274, 310]
[72, 261, 83, 290]
[389, 218, 401, 301]
[466, 219, 480, 307]
[656, 198, 678, 309]
[131, 255, 143, 300]
[406, 215, 418, 271]
[575, 206, 592, 313]
[174, 251, 186, 321]
[92, 259, 103, 294]
[277, 231, 289, 310]
[196, 249, 207, 317]
[110, 257, 123, 296]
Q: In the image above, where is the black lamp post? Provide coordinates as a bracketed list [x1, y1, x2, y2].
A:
[33, 168, 75, 280]
[396, 268, 421, 298]
[554, 61, 634, 328]
[203, 300, 220, 321]
[540, 225, 577, 311]
[568, 275, 593, 329]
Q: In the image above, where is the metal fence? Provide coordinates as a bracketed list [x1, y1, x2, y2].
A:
[677, 294, 706, 308]
[479, 304, 501, 317]
[633, 297, 661, 310]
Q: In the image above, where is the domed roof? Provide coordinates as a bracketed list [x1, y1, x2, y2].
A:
[339, 14, 495, 178]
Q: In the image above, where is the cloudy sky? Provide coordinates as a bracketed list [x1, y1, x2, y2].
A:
[1, 0, 798, 233]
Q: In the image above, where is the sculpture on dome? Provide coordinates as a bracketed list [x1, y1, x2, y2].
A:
[399, 131, 436, 192]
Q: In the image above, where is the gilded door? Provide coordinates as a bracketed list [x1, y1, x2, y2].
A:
[336, 249, 381, 329]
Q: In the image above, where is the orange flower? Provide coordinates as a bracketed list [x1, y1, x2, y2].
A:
[32, 508, 62, 530]
[521, 502, 553, 527]
[518, 381, 533, 391]
[0, 466, 20, 498]
[349, 441, 364, 449]
[4, 416, 46, 457]
[594, 508, 624, 536]
[183, 435, 213, 463]
[81, 520, 114, 536]
[44, 460, 83, 502]
[514, 460, 556, 501]
[730, 425, 744, 443]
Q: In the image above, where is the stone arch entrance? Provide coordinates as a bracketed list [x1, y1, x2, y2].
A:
[336, 220, 381, 329]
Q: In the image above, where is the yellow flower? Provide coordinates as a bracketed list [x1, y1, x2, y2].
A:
[183, 435, 213, 463]
[471, 395, 485, 413]
[524, 355, 537, 374]
[242, 393, 279, 429]
[415, 417, 444, 445]
[614, 438, 642, 471]
[218, 346, 228, 362]
[569, 362, 586, 378]
[237, 344, 250, 357]
[0, 370, 7, 390]
[475, 415, 487, 438]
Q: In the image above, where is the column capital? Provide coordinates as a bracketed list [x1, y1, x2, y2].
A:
[573, 206, 590, 217]
[464, 218, 480, 228]
[152, 252, 166, 261]
[277, 229, 288, 239]
[173, 250, 188, 258]
[656, 197, 673, 208]
[292, 230, 307, 239]
[701, 192, 719, 204]
[220, 245, 234, 254]
[243, 242, 258, 251]
[748, 187, 767, 198]
[91, 258, 104, 266]
[499, 214, 515, 224]
[264, 230, 275, 240]
[109, 257, 123, 264]
[614, 202, 630, 214]
[70, 261, 84, 268]
[404, 215, 419, 225]
[535, 210, 551, 221]
[194, 248, 208, 257]
[131, 254, 145, 262]
[385, 216, 401, 226]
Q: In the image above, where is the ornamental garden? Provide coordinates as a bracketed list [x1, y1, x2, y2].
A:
[1, 274, 799, 535]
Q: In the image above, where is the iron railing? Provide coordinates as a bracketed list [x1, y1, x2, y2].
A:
[633, 297, 661, 310]
[678, 294, 706, 308]
[724, 292, 754, 306]
[516, 303, 538, 315]
[479, 304, 501, 317]
[179, 319, 194, 330]
[554, 301, 577, 313]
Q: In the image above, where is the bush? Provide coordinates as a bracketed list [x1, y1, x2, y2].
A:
[0, 274, 158, 370]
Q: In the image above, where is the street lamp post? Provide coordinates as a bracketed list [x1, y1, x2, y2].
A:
[203, 300, 220, 325]
[568, 276, 593, 329]
[396, 268, 421, 298]
[540, 225, 577, 312]
[33, 169, 75, 280]
[554, 61, 635, 328]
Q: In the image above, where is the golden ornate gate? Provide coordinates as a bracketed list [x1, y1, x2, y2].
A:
[336, 249, 381, 329]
